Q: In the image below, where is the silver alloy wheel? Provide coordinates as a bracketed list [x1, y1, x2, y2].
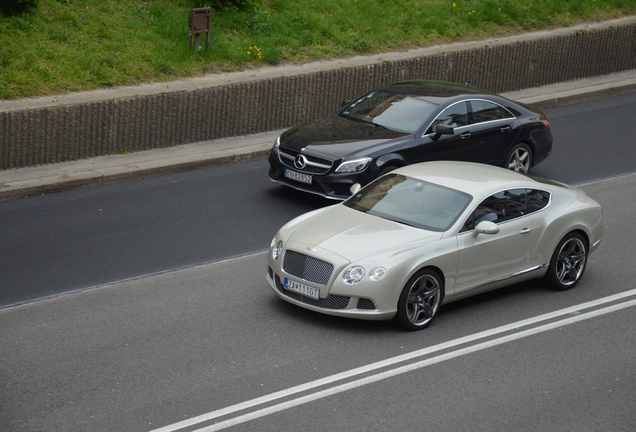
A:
[507, 145, 531, 173]
[405, 274, 441, 326]
[555, 237, 587, 286]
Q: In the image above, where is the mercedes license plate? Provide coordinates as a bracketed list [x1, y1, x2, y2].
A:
[284, 278, 319, 300]
[284, 169, 312, 185]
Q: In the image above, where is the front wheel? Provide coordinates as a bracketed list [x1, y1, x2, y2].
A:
[377, 164, 398, 178]
[505, 143, 533, 174]
[394, 269, 443, 331]
[544, 232, 588, 290]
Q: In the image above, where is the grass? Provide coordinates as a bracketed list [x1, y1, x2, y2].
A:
[1, 0, 635, 99]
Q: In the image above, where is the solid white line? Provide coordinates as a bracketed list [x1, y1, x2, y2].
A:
[195, 298, 636, 432]
[148, 288, 636, 432]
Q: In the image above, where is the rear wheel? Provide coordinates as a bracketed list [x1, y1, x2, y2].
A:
[505, 143, 533, 173]
[394, 269, 443, 331]
[544, 232, 588, 290]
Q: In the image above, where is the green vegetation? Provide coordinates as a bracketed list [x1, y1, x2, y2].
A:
[1, 0, 634, 99]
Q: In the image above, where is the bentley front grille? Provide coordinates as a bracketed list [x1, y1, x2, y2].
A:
[283, 250, 334, 285]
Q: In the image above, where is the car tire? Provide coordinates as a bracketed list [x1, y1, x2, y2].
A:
[378, 164, 398, 177]
[394, 269, 443, 331]
[505, 143, 533, 173]
[544, 232, 588, 290]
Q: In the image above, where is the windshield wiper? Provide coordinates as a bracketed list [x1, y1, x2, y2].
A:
[367, 121, 388, 129]
[339, 113, 364, 123]
[340, 113, 390, 130]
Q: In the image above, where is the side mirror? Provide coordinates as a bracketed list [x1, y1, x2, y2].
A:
[435, 123, 454, 136]
[340, 100, 351, 108]
[350, 183, 361, 195]
[472, 221, 500, 238]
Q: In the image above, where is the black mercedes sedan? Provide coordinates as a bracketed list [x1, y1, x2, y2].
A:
[268, 80, 553, 200]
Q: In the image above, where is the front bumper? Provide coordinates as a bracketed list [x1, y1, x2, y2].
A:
[268, 151, 372, 200]
[266, 265, 397, 322]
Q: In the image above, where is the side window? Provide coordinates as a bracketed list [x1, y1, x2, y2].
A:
[427, 102, 469, 134]
[470, 100, 514, 124]
[461, 189, 527, 231]
[527, 189, 550, 213]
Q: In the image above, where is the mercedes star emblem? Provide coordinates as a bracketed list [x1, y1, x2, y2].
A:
[294, 154, 307, 169]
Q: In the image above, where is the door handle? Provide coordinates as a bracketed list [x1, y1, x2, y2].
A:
[500, 126, 511, 133]
[520, 228, 532, 234]
[460, 132, 471, 139]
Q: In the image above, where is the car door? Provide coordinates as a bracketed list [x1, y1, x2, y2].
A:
[466, 99, 521, 164]
[454, 189, 541, 294]
[417, 101, 476, 163]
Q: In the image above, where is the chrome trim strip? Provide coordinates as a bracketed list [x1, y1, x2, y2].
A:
[279, 151, 331, 169]
[589, 238, 602, 254]
[421, 98, 517, 138]
[456, 263, 549, 295]
[511, 264, 548, 277]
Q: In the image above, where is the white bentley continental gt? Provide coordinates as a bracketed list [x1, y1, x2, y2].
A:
[266, 161, 604, 330]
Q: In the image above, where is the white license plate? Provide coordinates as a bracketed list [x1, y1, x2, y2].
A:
[284, 278, 319, 300]
[284, 169, 312, 185]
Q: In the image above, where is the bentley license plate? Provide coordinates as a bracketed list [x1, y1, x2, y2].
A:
[284, 278, 319, 300]
[284, 169, 312, 185]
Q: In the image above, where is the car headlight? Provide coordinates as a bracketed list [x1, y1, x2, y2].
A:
[369, 267, 387, 281]
[335, 157, 372, 173]
[272, 136, 281, 154]
[343, 266, 365, 285]
[271, 236, 283, 260]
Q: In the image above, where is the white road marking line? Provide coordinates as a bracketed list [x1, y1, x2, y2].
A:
[198, 298, 636, 432]
[149, 288, 636, 432]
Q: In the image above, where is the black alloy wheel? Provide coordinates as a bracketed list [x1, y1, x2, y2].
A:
[544, 232, 588, 290]
[395, 269, 443, 331]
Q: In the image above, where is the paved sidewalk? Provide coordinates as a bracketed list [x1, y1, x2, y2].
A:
[1, 69, 635, 201]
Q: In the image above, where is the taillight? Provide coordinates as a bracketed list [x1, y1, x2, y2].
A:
[540, 113, 551, 130]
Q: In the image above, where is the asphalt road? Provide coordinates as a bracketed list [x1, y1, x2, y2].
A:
[1, 93, 636, 431]
[2, 92, 636, 308]
[1, 173, 635, 432]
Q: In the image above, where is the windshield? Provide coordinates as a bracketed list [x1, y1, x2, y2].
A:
[340, 91, 438, 133]
[344, 174, 472, 232]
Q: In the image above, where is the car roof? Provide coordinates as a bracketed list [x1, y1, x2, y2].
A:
[394, 161, 548, 197]
[379, 80, 497, 99]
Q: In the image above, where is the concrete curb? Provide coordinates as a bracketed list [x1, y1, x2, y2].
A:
[1, 70, 635, 202]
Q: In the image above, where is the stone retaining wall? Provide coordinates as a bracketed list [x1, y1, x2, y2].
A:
[1, 22, 635, 170]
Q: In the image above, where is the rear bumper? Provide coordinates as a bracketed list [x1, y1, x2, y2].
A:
[531, 128, 553, 167]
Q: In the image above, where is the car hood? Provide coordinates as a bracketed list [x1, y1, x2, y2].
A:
[285, 205, 443, 263]
[280, 114, 411, 159]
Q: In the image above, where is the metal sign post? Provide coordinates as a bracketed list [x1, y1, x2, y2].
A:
[189, 8, 212, 49]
